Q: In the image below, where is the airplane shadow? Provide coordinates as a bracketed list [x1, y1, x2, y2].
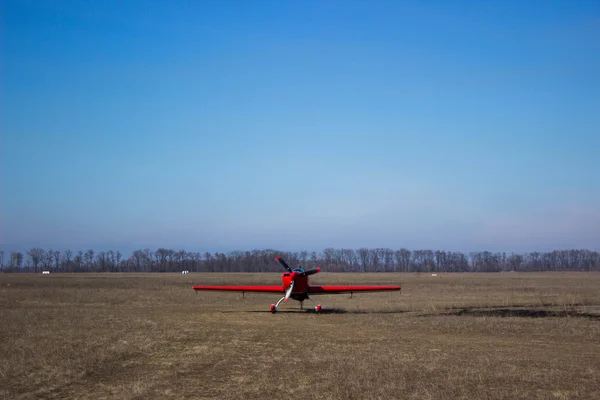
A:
[221, 307, 600, 320]
[221, 308, 410, 315]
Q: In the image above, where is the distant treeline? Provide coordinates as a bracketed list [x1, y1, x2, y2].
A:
[1, 247, 599, 273]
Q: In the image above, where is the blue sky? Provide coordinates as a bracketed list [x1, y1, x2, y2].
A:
[1, 0, 599, 254]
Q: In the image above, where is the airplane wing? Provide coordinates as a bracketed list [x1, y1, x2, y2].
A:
[308, 285, 401, 295]
[193, 285, 283, 293]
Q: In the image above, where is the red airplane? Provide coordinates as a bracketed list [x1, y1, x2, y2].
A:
[193, 256, 401, 313]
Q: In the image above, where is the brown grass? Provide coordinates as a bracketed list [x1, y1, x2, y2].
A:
[1, 272, 600, 399]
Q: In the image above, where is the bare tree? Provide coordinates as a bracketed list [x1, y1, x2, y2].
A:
[369, 249, 381, 272]
[27, 248, 45, 273]
[75, 251, 84, 272]
[7, 246, 600, 273]
[357, 248, 369, 272]
[394, 249, 410, 272]
[107, 250, 115, 272]
[64, 250, 73, 272]
[9, 252, 24, 271]
[116, 251, 122, 272]
[96, 252, 107, 272]
[299, 250, 309, 265]
[84, 250, 95, 271]
[203, 252, 213, 272]
[42, 249, 54, 271]
[54, 251, 61, 272]
[310, 251, 318, 268]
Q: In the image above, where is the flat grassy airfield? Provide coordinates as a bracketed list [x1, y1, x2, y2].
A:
[1, 272, 599, 399]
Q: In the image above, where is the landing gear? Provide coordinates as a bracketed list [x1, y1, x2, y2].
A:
[270, 296, 287, 313]
[307, 296, 322, 313]
[269, 296, 322, 313]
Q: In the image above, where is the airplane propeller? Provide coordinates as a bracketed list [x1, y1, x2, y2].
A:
[300, 268, 321, 276]
[275, 256, 292, 272]
[284, 279, 294, 302]
[275, 256, 321, 302]
[275, 256, 320, 276]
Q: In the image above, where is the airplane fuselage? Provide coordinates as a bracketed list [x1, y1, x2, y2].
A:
[282, 270, 310, 301]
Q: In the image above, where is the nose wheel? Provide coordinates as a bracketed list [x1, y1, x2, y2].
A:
[269, 298, 322, 313]
[307, 296, 322, 313]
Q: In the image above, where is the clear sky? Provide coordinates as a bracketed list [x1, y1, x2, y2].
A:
[1, 0, 599, 254]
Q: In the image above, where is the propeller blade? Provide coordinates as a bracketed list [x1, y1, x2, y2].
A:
[285, 279, 294, 302]
[300, 267, 321, 276]
[275, 256, 292, 272]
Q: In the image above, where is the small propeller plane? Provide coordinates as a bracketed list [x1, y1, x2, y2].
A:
[193, 256, 401, 313]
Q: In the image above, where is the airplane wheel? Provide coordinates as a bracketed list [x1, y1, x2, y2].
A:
[270, 304, 276, 313]
[315, 304, 322, 313]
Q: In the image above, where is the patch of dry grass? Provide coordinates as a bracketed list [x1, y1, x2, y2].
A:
[1, 272, 599, 399]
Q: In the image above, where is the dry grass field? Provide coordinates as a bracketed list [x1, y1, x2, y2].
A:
[1, 272, 600, 399]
